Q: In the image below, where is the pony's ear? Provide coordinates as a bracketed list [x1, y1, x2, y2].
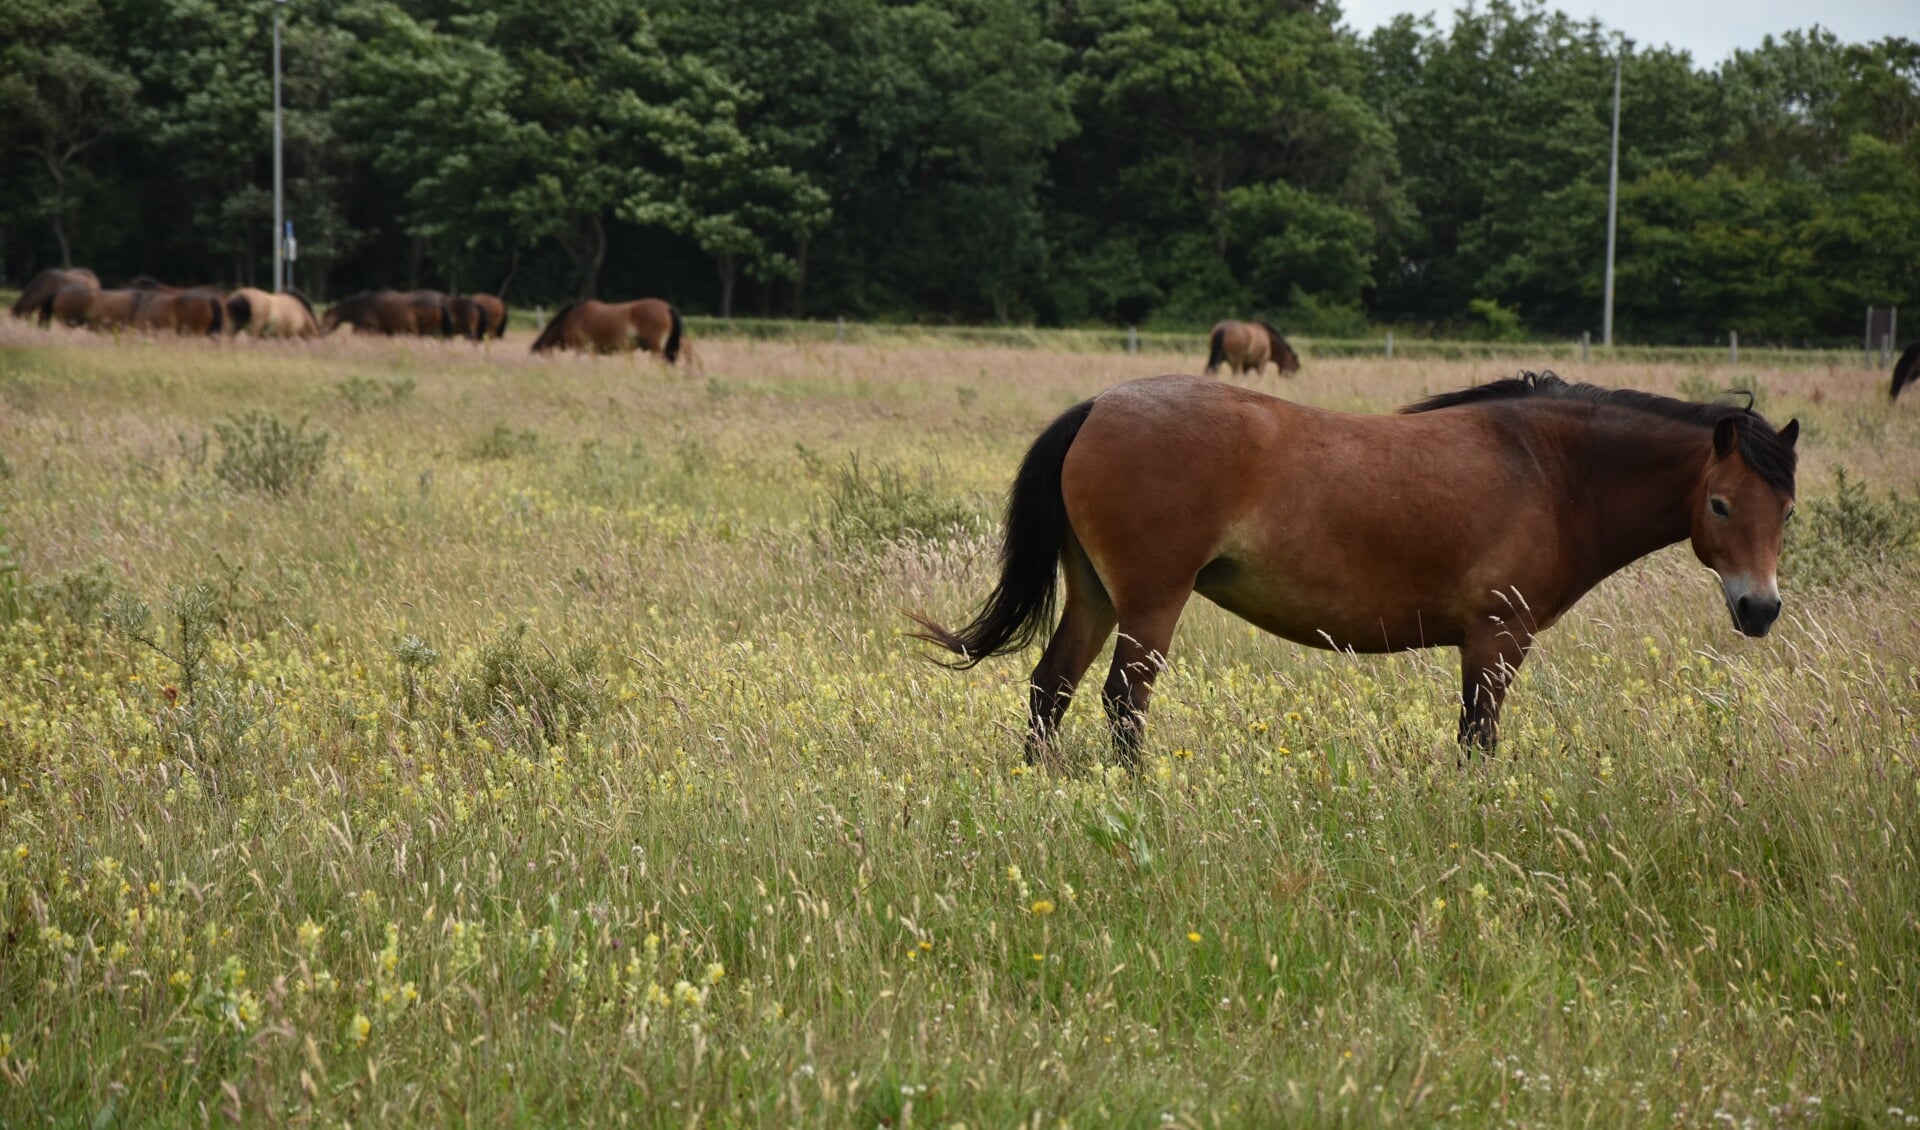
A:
[1779, 418, 1800, 448]
[1712, 415, 1744, 458]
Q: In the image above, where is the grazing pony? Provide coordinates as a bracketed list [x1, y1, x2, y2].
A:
[529, 298, 683, 362]
[323, 290, 454, 336]
[228, 288, 320, 339]
[1892, 343, 1920, 401]
[47, 285, 146, 330]
[131, 284, 227, 336]
[14, 268, 99, 323]
[449, 296, 485, 340]
[911, 373, 1799, 763]
[1206, 320, 1300, 377]
[471, 293, 508, 339]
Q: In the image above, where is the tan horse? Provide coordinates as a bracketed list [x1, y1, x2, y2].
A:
[448, 294, 507, 340]
[1205, 320, 1300, 376]
[228, 288, 320, 339]
[912, 373, 1799, 763]
[14, 268, 99, 323]
[323, 290, 454, 336]
[529, 298, 684, 362]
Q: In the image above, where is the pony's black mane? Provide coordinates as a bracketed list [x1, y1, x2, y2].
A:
[1404, 371, 1796, 494]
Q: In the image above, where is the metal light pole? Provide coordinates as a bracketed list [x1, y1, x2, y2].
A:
[1602, 37, 1631, 347]
[272, 0, 287, 293]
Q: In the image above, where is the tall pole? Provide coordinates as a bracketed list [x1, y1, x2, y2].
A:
[1602, 40, 1629, 347]
[272, 0, 286, 293]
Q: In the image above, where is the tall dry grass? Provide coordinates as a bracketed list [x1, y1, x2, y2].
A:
[1, 318, 1916, 1126]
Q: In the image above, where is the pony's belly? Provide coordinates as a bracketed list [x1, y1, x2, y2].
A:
[1194, 558, 1465, 653]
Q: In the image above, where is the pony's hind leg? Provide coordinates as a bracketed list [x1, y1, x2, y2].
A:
[1100, 596, 1191, 768]
[1025, 546, 1116, 766]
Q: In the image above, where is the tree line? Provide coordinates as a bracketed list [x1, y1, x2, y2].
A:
[2, 0, 1915, 343]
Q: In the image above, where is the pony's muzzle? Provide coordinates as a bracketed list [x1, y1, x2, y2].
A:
[1733, 593, 1781, 637]
[1718, 573, 1781, 638]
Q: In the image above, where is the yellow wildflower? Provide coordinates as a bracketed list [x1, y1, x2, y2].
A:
[1187, 932, 1202, 944]
[351, 1013, 372, 1046]
[1030, 900, 1055, 916]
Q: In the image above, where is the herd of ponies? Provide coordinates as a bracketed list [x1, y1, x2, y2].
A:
[10, 267, 688, 363]
[9, 267, 1918, 395]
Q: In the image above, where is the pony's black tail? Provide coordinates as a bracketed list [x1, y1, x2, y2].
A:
[207, 294, 224, 335]
[438, 300, 455, 337]
[908, 398, 1096, 667]
[1205, 327, 1227, 375]
[228, 293, 251, 332]
[12, 269, 57, 318]
[663, 305, 684, 363]
[1892, 343, 1920, 401]
[530, 301, 578, 353]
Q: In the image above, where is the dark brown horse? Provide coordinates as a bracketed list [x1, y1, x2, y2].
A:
[911, 373, 1799, 763]
[1892, 343, 1920, 400]
[448, 296, 482, 340]
[13, 268, 99, 323]
[323, 290, 455, 336]
[1206, 320, 1300, 377]
[529, 298, 684, 362]
[47, 285, 146, 330]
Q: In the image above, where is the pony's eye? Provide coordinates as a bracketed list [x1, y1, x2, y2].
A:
[1785, 506, 1796, 524]
[1709, 498, 1731, 518]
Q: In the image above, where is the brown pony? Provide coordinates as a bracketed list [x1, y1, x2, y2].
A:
[13, 268, 99, 323]
[1892, 343, 1920, 400]
[1206, 320, 1300, 376]
[449, 296, 484, 340]
[131, 284, 227, 336]
[911, 373, 1799, 763]
[529, 298, 683, 362]
[228, 288, 320, 339]
[323, 290, 454, 336]
[472, 293, 507, 339]
[47, 285, 146, 330]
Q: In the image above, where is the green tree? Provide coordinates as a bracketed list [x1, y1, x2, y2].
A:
[1052, 0, 1393, 325]
[0, 0, 138, 267]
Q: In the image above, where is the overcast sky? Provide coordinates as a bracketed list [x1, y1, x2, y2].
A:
[1334, 0, 1917, 65]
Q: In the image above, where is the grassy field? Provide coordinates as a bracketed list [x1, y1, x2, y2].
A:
[1, 319, 1917, 1127]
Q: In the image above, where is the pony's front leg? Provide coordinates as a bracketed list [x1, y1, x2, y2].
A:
[1457, 621, 1534, 753]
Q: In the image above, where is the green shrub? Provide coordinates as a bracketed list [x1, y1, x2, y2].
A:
[455, 623, 605, 752]
[468, 423, 539, 461]
[804, 450, 978, 552]
[213, 411, 331, 495]
[1467, 297, 1527, 342]
[1783, 466, 1920, 591]
[335, 376, 416, 412]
